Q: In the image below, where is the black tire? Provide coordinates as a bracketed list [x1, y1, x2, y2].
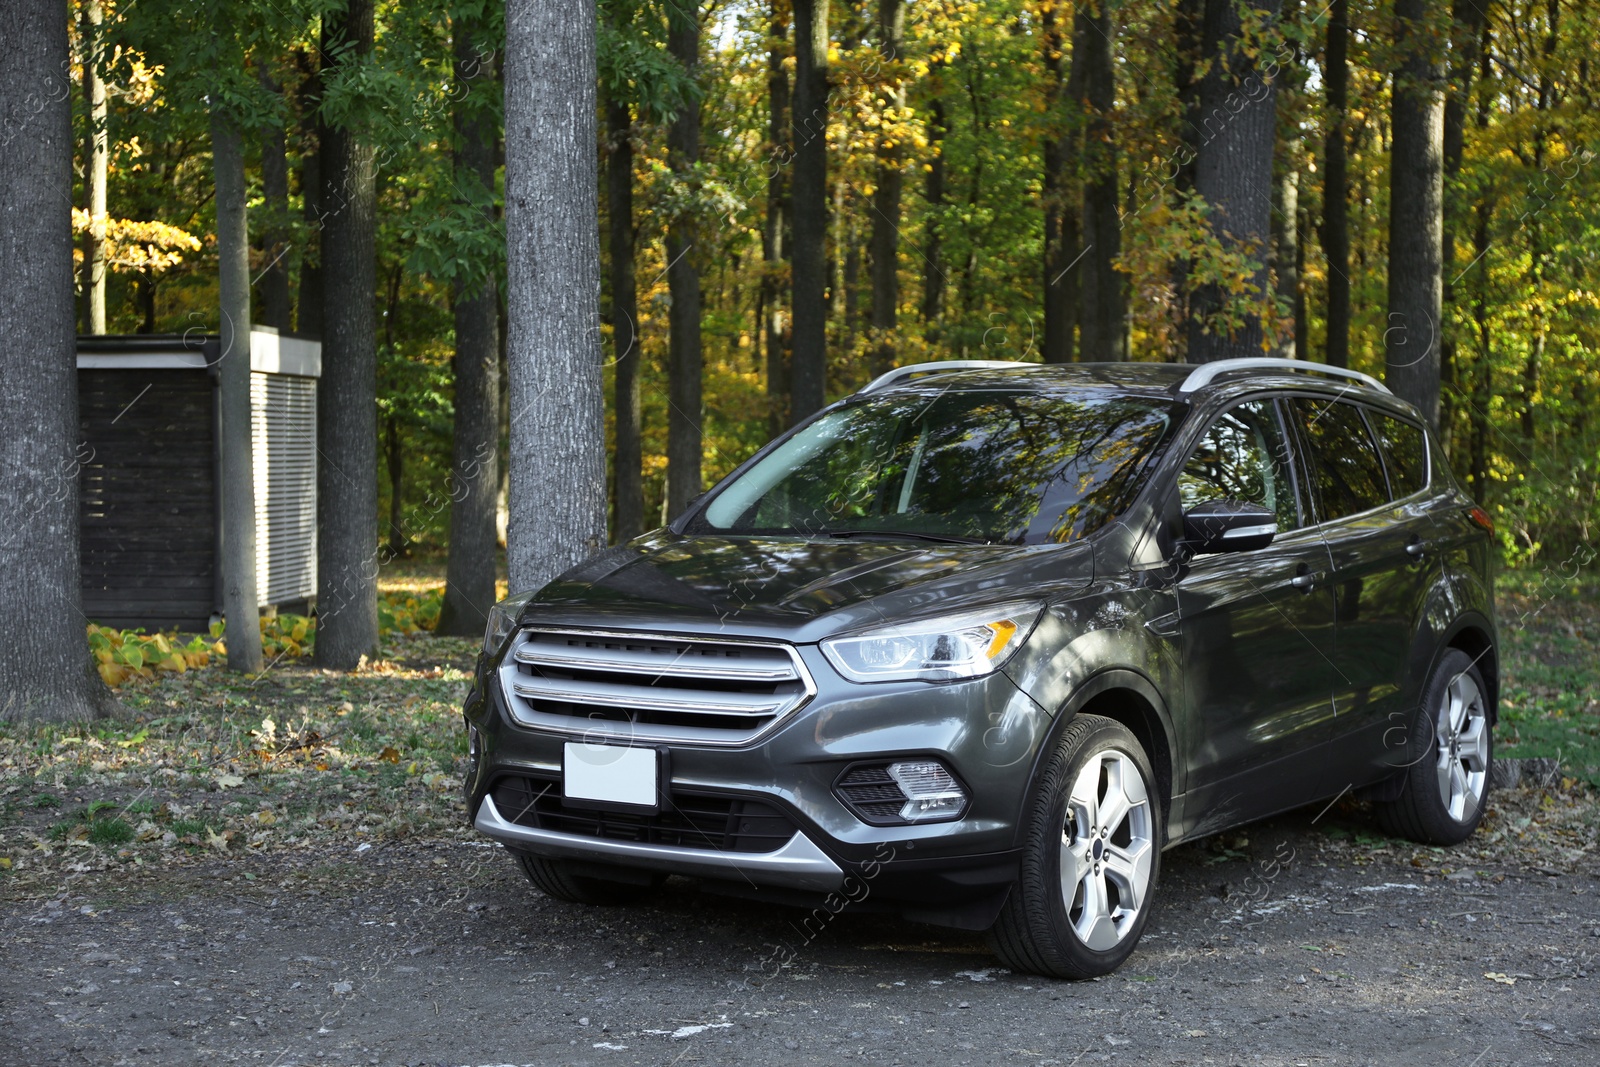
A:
[1376, 648, 1494, 845]
[514, 852, 664, 905]
[988, 714, 1162, 980]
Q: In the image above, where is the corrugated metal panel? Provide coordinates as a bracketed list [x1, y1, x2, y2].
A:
[251, 372, 317, 605]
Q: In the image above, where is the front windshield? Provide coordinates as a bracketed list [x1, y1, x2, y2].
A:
[693, 389, 1179, 545]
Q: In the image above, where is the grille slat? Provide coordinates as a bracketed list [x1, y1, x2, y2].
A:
[491, 774, 798, 854]
[509, 675, 790, 717]
[514, 637, 797, 681]
[498, 628, 814, 745]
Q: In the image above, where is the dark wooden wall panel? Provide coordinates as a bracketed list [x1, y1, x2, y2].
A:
[78, 368, 217, 631]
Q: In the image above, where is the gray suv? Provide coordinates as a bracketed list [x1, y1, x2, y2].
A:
[461, 357, 1498, 978]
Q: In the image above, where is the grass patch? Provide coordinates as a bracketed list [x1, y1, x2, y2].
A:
[1497, 569, 1600, 787]
[88, 817, 134, 846]
[0, 630, 478, 887]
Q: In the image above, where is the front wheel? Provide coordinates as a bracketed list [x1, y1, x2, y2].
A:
[1376, 648, 1493, 845]
[988, 714, 1161, 979]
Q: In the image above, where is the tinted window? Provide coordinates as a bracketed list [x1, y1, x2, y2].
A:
[1177, 400, 1300, 531]
[1370, 413, 1428, 498]
[1288, 397, 1390, 520]
[696, 391, 1178, 545]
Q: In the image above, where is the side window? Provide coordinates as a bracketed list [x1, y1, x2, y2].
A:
[1177, 400, 1300, 532]
[1369, 412, 1428, 498]
[1288, 397, 1390, 520]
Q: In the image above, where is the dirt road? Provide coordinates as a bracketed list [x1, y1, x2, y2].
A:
[4, 787, 1596, 1067]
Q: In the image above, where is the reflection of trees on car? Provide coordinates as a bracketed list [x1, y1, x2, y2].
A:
[713, 391, 1176, 545]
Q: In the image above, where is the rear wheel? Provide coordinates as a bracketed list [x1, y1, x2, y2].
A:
[989, 714, 1161, 979]
[514, 852, 664, 905]
[1376, 648, 1493, 845]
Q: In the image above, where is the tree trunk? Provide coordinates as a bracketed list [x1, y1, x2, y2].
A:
[867, 0, 905, 377]
[296, 50, 323, 337]
[503, 0, 608, 592]
[315, 0, 380, 669]
[789, 0, 830, 422]
[256, 64, 293, 332]
[604, 88, 644, 543]
[1077, 0, 1126, 361]
[921, 90, 947, 330]
[385, 414, 406, 557]
[1040, 2, 1079, 365]
[439, 14, 502, 635]
[1322, 0, 1350, 367]
[1272, 160, 1302, 359]
[0, 0, 117, 722]
[1467, 201, 1492, 496]
[210, 111, 265, 673]
[1439, 0, 1488, 444]
[1186, 0, 1282, 363]
[763, 0, 792, 436]
[1386, 0, 1446, 426]
[81, 0, 108, 335]
[665, 5, 703, 517]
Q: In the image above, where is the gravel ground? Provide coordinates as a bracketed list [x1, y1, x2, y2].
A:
[3, 786, 1597, 1067]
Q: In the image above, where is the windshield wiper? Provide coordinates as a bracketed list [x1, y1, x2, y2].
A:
[824, 529, 989, 545]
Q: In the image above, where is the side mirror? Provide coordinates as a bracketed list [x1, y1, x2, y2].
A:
[1182, 500, 1276, 554]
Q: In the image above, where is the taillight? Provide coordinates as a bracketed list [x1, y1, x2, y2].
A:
[1467, 506, 1494, 534]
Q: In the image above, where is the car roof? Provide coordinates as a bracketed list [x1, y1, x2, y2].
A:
[860, 359, 1423, 421]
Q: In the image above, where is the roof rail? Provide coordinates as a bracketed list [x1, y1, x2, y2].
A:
[858, 360, 1029, 395]
[1177, 357, 1390, 396]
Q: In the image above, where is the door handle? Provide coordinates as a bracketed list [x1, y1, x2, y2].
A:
[1291, 562, 1316, 593]
[1406, 537, 1427, 559]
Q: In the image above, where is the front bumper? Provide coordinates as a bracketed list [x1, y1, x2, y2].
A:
[463, 641, 1054, 918]
[474, 793, 846, 891]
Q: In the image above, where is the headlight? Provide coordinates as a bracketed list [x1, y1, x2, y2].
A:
[820, 602, 1041, 683]
[482, 589, 537, 656]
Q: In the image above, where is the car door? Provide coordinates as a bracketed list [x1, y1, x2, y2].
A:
[1285, 397, 1440, 779]
[1171, 398, 1341, 826]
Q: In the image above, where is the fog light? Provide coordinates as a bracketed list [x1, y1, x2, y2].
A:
[887, 760, 968, 822]
[835, 760, 968, 825]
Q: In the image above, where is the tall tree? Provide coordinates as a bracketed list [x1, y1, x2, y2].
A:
[503, 0, 607, 590]
[1186, 0, 1283, 363]
[81, 0, 109, 334]
[1272, 161, 1305, 359]
[439, 7, 503, 635]
[1077, 0, 1127, 360]
[867, 0, 906, 376]
[255, 63, 293, 332]
[316, 0, 380, 668]
[211, 106, 265, 673]
[1040, 1, 1079, 364]
[0, 0, 117, 721]
[295, 49, 323, 336]
[664, 1, 704, 516]
[762, 0, 792, 435]
[1439, 0, 1488, 434]
[604, 81, 644, 540]
[789, 0, 829, 421]
[1322, 0, 1350, 367]
[920, 87, 948, 330]
[1386, 0, 1447, 425]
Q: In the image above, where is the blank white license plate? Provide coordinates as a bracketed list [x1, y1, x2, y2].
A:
[563, 743, 658, 809]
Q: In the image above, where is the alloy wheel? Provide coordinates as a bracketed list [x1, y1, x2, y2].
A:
[1060, 750, 1155, 951]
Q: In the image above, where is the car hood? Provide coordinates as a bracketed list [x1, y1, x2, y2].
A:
[520, 531, 1096, 643]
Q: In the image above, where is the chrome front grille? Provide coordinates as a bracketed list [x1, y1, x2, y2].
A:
[498, 628, 814, 745]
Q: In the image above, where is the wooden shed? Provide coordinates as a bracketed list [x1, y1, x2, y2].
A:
[77, 328, 321, 631]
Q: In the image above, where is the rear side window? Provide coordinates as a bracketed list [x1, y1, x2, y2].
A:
[1177, 400, 1301, 531]
[1369, 413, 1428, 498]
[1288, 397, 1390, 520]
